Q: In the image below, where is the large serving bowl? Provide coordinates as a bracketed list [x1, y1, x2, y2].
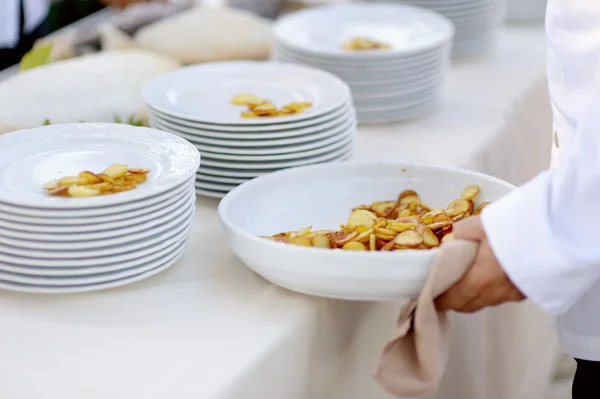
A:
[218, 161, 515, 300]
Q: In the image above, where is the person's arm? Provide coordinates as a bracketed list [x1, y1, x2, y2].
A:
[481, 70, 600, 315]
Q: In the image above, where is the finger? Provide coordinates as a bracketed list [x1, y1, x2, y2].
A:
[435, 279, 478, 312]
[453, 215, 485, 241]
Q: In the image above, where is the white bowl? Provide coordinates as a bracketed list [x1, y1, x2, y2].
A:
[218, 161, 515, 301]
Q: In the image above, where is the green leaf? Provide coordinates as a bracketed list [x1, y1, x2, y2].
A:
[20, 42, 54, 72]
[113, 114, 122, 124]
[43, 118, 51, 125]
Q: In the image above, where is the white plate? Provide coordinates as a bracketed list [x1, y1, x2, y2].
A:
[218, 161, 515, 301]
[199, 151, 353, 178]
[195, 188, 229, 199]
[0, 207, 194, 258]
[0, 123, 200, 210]
[143, 61, 351, 125]
[0, 178, 193, 224]
[148, 100, 351, 133]
[200, 143, 354, 170]
[183, 125, 353, 155]
[0, 198, 195, 250]
[197, 174, 248, 185]
[151, 108, 354, 141]
[356, 99, 441, 124]
[0, 238, 186, 276]
[0, 187, 194, 234]
[195, 132, 354, 162]
[0, 240, 187, 285]
[0, 248, 185, 294]
[0, 222, 192, 268]
[0, 189, 195, 240]
[274, 3, 454, 59]
[195, 181, 238, 191]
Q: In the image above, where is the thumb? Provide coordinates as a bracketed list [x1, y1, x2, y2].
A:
[453, 215, 485, 241]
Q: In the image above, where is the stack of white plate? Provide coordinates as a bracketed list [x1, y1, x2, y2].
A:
[505, 0, 546, 24]
[374, 0, 505, 59]
[143, 61, 356, 198]
[272, 3, 454, 124]
[0, 123, 200, 294]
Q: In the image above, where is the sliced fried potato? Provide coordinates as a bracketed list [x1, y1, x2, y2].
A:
[446, 199, 472, 218]
[109, 185, 136, 193]
[418, 225, 439, 248]
[125, 174, 147, 184]
[312, 235, 332, 248]
[328, 230, 360, 247]
[128, 168, 150, 175]
[78, 171, 102, 184]
[102, 163, 128, 179]
[394, 229, 423, 248]
[371, 201, 397, 217]
[57, 176, 92, 187]
[347, 209, 377, 228]
[47, 186, 69, 196]
[461, 185, 480, 201]
[474, 201, 491, 215]
[43, 180, 59, 190]
[87, 182, 113, 193]
[289, 236, 312, 247]
[68, 185, 101, 198]
[369, 234, 377, 251]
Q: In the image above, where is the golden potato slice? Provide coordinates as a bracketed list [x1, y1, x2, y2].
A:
[355, 228, 374, 244]
[57, 176, 92, 187]
[342, 242, 367, 251]
[43, 180, 59, 190]
[388, 222, 417, 233]
[460, 185, 480, 201]
[109, 185, 136, 193]
[283, 102, 312, 113]
[446, 199, 472, 218]
[394, 229, 424, 248]
[374, 227, 396, 237]
[381, 240, 395, 251]
[474, 201, 491, 215]
[347, 209, 377, 228]
[78, 171, 102, 184]
[417, 225, 439, 248]
[241, 111, 258, 118]
[47, 186, 69, 196]
[125, 174, 147, 184]
[312, 235, 332, 248]
[396, 216, 420, 224]
[87, 182, 113, 193]
[97, 173, 114, 184]
[328, 230, 359, 247]
[68, 185, 101, 197]
[128, 168, 150, 175]
[369, 234, 377, 251]
[289, 236, 312, 247]
[102, 164, 128, 179]
[231, 94, 264, 106]
[371, 201, 397, 218]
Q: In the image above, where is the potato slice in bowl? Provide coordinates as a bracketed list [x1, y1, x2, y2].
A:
[218, 161, 514, 301]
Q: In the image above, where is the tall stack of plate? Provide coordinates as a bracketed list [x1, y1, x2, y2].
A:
[371, 0, 505, 59]
[0, 123, 200, 294]
[143, 61, 356, 198]
[272, 3, 454, 124]
[505, 0, 546, 24]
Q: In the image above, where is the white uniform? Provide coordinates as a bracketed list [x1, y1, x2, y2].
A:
[0, 0, 50, 49]
[482, 0, 600, 360]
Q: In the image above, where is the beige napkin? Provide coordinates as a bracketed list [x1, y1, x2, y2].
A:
[374, 239, 479, 397]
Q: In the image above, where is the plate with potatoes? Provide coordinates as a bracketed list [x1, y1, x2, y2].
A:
[0, 123, 200, 209]
[218, 161, 514, 300]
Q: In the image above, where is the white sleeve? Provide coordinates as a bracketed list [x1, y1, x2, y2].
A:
[481, 74, 600, 316]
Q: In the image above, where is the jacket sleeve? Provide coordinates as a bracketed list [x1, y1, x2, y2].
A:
[480, 72, 600, 316]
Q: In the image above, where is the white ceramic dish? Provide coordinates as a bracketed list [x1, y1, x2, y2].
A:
[143, 61, 351, 125]
[274, 3, 454, 59]
[0, 238, 185, 276]
[195, 181, 238, 191]
[0, 199, 194, 250]
[0, 177, 195, 220]
[0, 248, 185, 294]
[195, 188, 229, 199]
[197, 173, 248, 185]
[218, 161, 515, 300]
[0, 123, 200, 210]
[0, 186, 194, 233]
[0, 223, 192, 267]
[150, 108, 353, 141]
[148, 100, 351, 132]
[0, 190, 195, 240]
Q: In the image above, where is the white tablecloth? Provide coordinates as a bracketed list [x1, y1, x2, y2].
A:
[0, 27, 560, 399]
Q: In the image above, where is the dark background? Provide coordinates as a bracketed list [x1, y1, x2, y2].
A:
[47, 0, 107, 34]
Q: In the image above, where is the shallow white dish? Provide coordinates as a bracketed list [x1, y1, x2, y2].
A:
[148, 101, 351, 133]
[143, 61, 351, 125]
[218, 161, 514, 300]
[0, 123, 200, 210]
[274, 3, 454, 59]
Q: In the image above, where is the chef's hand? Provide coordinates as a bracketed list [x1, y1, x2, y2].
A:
[434, 215, 525, 313]
[99, 0, 166, 9]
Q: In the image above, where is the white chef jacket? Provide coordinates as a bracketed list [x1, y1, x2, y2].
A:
[0, 0, 50, 49]
[481, 0, 600, 360]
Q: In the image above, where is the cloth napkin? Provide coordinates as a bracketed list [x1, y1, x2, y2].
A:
[374, 239, 479, 397]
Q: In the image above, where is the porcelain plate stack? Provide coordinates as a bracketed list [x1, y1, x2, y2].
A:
[143, 61, 356, 198]
[377, 0, 505, 59]
[0, 123, 200, 294]
[272, 3, 454, 124]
